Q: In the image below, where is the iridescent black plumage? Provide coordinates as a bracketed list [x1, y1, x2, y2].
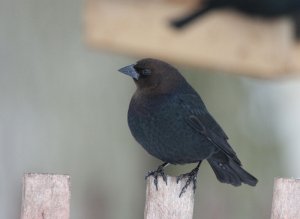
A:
[119, 58, 257, 195]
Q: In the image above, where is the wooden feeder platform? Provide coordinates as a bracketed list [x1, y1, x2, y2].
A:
[85, 0, 300, 78]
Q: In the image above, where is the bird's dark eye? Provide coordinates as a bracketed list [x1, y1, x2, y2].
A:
[141, 69, 151, 75]
[134, 66, 152, 76]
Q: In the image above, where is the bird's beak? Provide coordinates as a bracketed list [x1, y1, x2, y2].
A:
[118, 64, 140, 80]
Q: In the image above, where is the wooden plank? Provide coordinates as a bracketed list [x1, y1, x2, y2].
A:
[21, 173, 70, 219]
[84, 0, 300, 78]
[144, 176, 194, 219]
[270, 178, 300, 219]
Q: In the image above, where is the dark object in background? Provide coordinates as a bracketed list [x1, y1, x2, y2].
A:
[171, 0, 300, 38]
[119, 58, 258, 197]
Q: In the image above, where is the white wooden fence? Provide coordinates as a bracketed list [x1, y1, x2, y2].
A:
[20, 174, 299, 219]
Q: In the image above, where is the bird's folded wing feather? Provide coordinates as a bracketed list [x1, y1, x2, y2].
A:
[176, 94, 241, 164]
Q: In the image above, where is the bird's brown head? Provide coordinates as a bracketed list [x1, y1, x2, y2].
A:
[119, 58, 186, 94]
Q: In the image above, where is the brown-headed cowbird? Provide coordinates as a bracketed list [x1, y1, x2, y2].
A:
[171, 0, 300, 38]
[119, 58, 258, 196]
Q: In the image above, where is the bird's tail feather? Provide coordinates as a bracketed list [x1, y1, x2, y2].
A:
[208, 154, 258, 186]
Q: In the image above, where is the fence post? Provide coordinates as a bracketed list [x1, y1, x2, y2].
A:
[270, 178, 300, 219]
[144, 176, 195, 219]
[20, 173, 71, 219]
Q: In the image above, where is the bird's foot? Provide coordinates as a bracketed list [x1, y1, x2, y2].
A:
[177, 162, 201, 197]
[145, 162, 168, 190]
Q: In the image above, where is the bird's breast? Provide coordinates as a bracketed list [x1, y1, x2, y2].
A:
[127, 94, 215, 164]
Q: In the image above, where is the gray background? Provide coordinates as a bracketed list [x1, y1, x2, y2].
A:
[1, 0, 300, 218]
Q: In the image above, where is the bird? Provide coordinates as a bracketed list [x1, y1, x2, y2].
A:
[119, 58, 258, 197]
[171, 0, 300, 38]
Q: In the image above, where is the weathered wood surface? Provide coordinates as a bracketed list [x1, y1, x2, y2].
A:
[21, 173, 71, 219]
[85, 0, 300, 78]
[270, 178, 300, 219]
[144, 176, 194, 219]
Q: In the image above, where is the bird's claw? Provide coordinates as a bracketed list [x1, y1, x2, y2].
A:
[145, 165, 167, 190]
[177, 167, 199, 197]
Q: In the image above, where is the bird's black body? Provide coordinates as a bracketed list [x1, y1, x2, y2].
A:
[119, 58, 257, 195]
[171, 0, 300, 38]
[128, 85, 218, 164]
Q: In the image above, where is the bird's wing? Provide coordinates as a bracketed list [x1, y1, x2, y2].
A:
[176, 94, 241, 164]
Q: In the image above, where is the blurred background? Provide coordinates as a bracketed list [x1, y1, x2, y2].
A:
[1, 0, 300, 219]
